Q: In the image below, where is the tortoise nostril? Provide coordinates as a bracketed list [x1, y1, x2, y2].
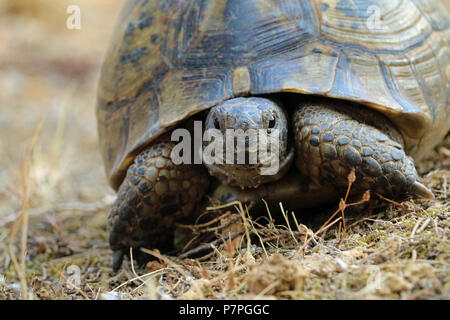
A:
[268, 116, 276, 128]
[214, 118, 220, 129]
[235, 119, 250, 130]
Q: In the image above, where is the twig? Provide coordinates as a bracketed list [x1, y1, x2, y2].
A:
[178, 231, 241, 259]
[416, 217, 431, 234]
[279, 202, 298, 247]
[244, 210, 269, 258]
[376, 193, 405, 208]
[410, 218, 423, 239]
[111, 268, 169, 292]
[295, 215, 343, 255]
[8, 118, 45, 299]
[442, 174, 447, 199]
[129, 247, 146, 286]
[203, 215, 241, 233]
[175, 212, 231, 230]
[48, 248, 110, 264]
[140, 248, 192, 279]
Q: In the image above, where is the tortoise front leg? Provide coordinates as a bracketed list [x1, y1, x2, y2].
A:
[291, 98, 433, 200]
[108, 140, 209, 272]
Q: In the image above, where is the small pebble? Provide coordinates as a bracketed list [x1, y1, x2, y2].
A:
[101, 291, 132, 300]
[6, 283, 21, 296]
[335, 258, 348, 271]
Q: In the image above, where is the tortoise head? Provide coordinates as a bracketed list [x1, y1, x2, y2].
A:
[203, 97, 292, 188]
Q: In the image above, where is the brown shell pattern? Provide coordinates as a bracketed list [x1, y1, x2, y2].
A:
[96, 0, 450, 190]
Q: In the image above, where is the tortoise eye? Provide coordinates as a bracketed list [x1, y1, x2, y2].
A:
[214, 118, 220, 129]
[268, 116, 276, 129]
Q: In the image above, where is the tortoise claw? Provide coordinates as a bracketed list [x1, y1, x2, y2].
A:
[412, 181, 434, 200]
[112, 250, 124, 273]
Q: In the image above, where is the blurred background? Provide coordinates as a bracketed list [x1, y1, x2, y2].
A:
[0, 0, 125, 221]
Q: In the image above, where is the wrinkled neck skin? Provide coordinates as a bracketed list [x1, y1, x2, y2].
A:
[203, 97, 292, 189]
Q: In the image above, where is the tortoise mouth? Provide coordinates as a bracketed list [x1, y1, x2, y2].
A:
[205, 145, 294, 189]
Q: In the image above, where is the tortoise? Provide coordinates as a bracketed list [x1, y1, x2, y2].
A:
[96, 0, 450, 271]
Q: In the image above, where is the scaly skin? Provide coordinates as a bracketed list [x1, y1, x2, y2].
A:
[108, 97, 432, 271]
[292, 97, 432, 199]
[107, 140, 209, 271]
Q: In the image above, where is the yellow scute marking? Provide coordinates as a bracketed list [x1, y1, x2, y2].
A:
[232, 66, 251, 96]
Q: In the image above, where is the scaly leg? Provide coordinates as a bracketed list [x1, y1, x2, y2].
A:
[292, 97, 433, 200]
[108, 140, 209, 271]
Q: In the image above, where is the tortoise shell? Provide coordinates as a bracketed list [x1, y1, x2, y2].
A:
[97, 0, 450, 190]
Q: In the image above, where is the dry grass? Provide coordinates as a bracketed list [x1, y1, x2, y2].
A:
[0, 0, 449, 300]
[0, 132, 447, 301]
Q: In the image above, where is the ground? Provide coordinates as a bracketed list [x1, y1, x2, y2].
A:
[0, 0, 448, 300]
